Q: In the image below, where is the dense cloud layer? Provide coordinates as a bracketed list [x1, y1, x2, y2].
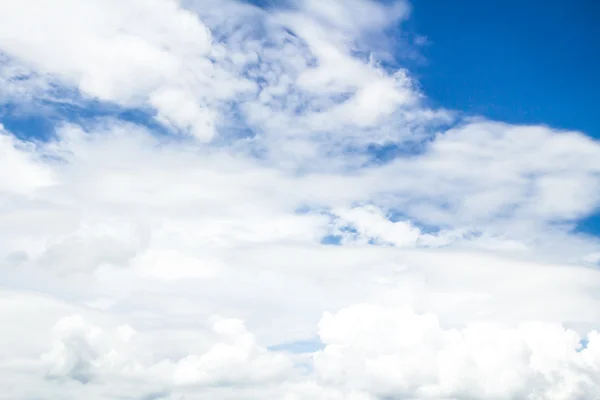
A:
[1, 0, 600, 399]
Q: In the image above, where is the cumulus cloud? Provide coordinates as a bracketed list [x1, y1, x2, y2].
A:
[1, 0, 600, 399]
[173, 317, 294, 387]
[314, 304, 600, 399]
[43, 315, 124, 383]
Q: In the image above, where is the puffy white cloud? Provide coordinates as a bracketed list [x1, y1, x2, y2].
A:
[43, 315, 129, 383]
[314, 304, 600, 400]
[0, 0, 251, 141]
[173, 317, 294, 387]
[41, 312, 294, 390]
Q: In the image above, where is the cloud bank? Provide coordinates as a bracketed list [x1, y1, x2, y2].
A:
[1, 0, 600, 399]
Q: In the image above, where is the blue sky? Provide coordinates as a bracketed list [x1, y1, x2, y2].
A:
[408, 0, 600, 137]
[3, 1, 600, 397]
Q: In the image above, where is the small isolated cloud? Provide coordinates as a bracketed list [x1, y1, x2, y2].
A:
[0, 0, 600, 399]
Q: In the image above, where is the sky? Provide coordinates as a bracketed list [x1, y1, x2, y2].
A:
[409, 0, 600, 135]
[1, 1, 600, 399]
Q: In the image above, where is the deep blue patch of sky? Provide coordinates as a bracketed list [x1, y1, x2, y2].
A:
[574, 212, 600, 236]
[404, 0, 600, 137]
[1, 99, 170, 142]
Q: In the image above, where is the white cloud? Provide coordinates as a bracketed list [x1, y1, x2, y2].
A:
[0, 126, 55, 194]
[314, 304, 600, 399]
[1, 0, 600, 399]
[0, 0, 252, 141]
[353, 121, 600, 253]
[330, 205, 422, 246]
[0, 0, 445, 149]
[149, 87, 218, 141]
[173, 317, 294, 387]
[0, 117, 599, 399]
